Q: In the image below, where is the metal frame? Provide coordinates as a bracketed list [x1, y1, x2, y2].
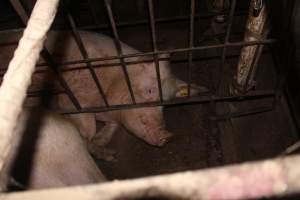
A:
[1, 0, 283, 118]
[1, 1, 299, 197]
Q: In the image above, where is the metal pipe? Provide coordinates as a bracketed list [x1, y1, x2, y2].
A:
[86, 0, 101, 25]
[218, 0, 237, 93]
[29, 39, 277, 68]
[0, 0, 60, 191]
[40, 49, 82, 110]
[0, 50, 270, 76]
[60, 90, 275, 114]
[188, 0, 195, 97]
[236, 0, 268, 92]
[147, 0, 163, 102]
[9, 0, 82, 110]
[63, 5, 109, 107]
[103, 0, 136, 104]
[2, 154, 300, 200]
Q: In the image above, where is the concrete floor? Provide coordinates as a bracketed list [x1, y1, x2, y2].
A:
[95, 21, 300, 191]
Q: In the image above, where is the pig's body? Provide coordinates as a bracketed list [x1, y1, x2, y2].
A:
[0, 30, 206, 160]
[43, 31, 183, 149]
[44, 31, 177, 107]
[4, 109, 106, 190]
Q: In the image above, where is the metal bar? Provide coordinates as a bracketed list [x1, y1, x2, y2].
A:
[0, 11, 247, 37]
[61, 90, 276, 114]
[218, 0, 237, 93]
[30, 39, 277, 68]
[103, 0, 136, 104]
[79, 11, 248, 30]
[3, 154, 300, 200]
[147, 0, 163, 102]
[243, 43, 264, 92]
[86, 0, 101, 25]
[188, 0, 195, 97]
[40, 50, 82, 110]
[9, 0, 82, 110]
[64, 6, 109, 107]
[1, 51, 271, 77]
[9, 0, 29, 22]
[248, 44, 265, 83]
[271, 0, 295, 110]
[0, 41, 19, 47]
[0, 50, 271, 76]
[211, 106, 273, 120]
[27, 89, 64, 98]
[236, 0, 268, 92]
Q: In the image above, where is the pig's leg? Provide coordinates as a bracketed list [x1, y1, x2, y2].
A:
[93, 112, 119, 146]
[68, 113, 96, 141]
[69, 113, 117, 161]
[87, 112, 120, 161]
[86, 142, 116, 161]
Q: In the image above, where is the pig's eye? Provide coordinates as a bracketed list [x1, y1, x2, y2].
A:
[148, 89, 152, 94]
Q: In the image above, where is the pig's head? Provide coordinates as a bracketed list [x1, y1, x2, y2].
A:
[120, 106, 173, 146]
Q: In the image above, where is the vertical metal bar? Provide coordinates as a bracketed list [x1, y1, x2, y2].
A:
[64, 7, 109, 107]
[236, 0, 268, 92]
[9, 0, 82, 110]
[269, 0, 295, 109]
[103, 0, 136, 104]
[147, 0, 163, 102]
[243, 44, 264, 92]
[40, 50, 82, 110]
[9, 0, 29, 22]
[87, 0, 101, 25]
[217, 0, 237, 93]
[188, 0, 195, 97]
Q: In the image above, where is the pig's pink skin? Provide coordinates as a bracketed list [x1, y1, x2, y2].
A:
[120, 106, 173, 146]
[7, 110, 106, 190]
[0, 31, 176, 146]
[47, 31, 175, 146]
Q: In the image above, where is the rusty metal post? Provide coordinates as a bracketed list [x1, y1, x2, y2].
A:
[235, 0, 268, 93]
[208, 0, 229, 37]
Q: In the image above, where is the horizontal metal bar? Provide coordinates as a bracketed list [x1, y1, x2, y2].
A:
[27, 89, 64, 97]
[60, 90, 275, 114]
[0, 41, 19, 47]
[31, 39, 276, 68]
[79, 11, 248, 30]
[3, 155, 300, 200]
[0, 31, 245, 48]
[0, 50, 270, 76]
[210, 106, 273, 120]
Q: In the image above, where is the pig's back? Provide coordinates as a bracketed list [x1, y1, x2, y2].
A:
[45, 31, 141, 108]
[11, 110, 106, 189]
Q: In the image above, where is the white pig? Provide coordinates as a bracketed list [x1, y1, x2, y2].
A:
[1, 109, 106, 190]
[0, 30, 206, 160]
[45, 31, 205, 149]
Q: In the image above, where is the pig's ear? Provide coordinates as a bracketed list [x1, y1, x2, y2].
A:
[175, 80, 209, 97]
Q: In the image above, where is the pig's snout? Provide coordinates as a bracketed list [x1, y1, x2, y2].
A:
[153, 130, 173, 146]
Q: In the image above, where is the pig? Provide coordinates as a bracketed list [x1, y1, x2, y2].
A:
[0, 30, 207, 160]
[1, 109, 106, 190]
